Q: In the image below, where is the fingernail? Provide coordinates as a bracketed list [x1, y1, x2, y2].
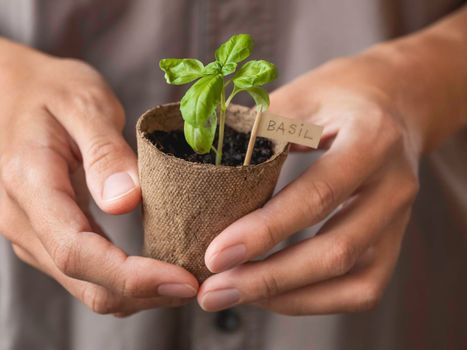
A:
[201, 288, 240, 311]
[157, 283, 197, 298]
[208, 244, 246, 272]
[102, 172, 136, 201]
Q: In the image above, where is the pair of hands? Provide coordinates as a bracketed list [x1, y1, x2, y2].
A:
[0, 39, 420, 317]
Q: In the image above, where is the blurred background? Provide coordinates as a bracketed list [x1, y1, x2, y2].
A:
[0, 1, 465, 349]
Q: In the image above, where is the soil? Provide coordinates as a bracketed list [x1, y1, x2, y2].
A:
[146, 125, 273, 166]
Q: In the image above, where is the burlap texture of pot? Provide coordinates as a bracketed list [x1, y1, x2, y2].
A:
[136, 103, 289, 282]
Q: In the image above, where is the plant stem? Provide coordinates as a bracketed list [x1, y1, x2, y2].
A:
[215, 84, 227, 165]
[225, 87, 239, 108]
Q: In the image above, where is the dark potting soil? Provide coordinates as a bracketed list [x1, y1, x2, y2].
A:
[146, 125, 273, 166]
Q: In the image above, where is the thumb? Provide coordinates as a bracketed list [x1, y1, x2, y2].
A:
[80, 124, 141, 215]
[55, 97, 140, 215]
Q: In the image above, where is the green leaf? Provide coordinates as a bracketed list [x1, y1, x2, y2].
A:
[159, 58, 204, 85]
[221, 62, 237, 76]
[215, 34, 253, 66]
[184, 113, 217, 154]
[233, 60, 277, 89]
[180, 74, 223, 126]
[246, 87, 270, 111]
[203, 61, 222, 75]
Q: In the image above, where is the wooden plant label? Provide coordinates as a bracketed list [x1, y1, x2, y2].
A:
[257, 111, 323, 148]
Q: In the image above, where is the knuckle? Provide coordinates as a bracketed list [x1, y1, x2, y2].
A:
[387, 119, 404, 147]
[305, 180, 336, 221]
[52, 242, 80, 277]
[71, 86, 106, 110]
[260, 272, 281, 298]
[119, 275, 140, 298]
[353, 283, 382, 312]
[377, 115, 407, 158]
[384, 120, 404, 155]
[359, 108, 405, 158]
[67, 85, 124, 130]
[328, 239, 357, 276]
[82, 285, 114, 314]
[399, 175, 420, 207]
[389, 171, 420, 213]
[0, 152, 50, 197]
[84, 137, 123, 173]
[256, 209, 280, 249]
[0, 154, 25, 193]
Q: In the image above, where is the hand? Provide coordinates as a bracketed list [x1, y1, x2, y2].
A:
[198, 7, 467, 314]
[198, 56, 421, 314]
[0, 39, 198, 317]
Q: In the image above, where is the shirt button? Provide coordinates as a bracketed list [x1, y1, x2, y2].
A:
[215, 309, 241, 332]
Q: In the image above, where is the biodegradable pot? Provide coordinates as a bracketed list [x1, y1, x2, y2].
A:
[136, 103, 289, 281]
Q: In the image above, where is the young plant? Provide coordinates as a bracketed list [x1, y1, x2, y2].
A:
[159, 34, 277, 165]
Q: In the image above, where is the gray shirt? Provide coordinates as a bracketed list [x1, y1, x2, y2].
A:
[0, 1, 466, 349]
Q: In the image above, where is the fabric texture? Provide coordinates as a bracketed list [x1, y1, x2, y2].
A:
[137, 103, 288, 281]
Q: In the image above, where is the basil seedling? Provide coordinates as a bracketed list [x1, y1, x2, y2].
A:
[159, 34, 277, 165]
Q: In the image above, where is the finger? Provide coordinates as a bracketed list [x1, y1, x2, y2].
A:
[109, 295, 191, 318]
[2, 145, 198, 299]
[11, 243, 40, 266]
[255, 212, 409, 315]
[199, 170, 415, 311]
[13, 240, 190, 315]
[205, 119, 404, 273]
[4, 197, 192, 315]
[48, 85, 140, 214]
[269, 76, 341, 151]
[0, 184, 36, 246]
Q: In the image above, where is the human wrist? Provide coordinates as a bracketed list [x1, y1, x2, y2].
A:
[355, 43, 429, 157]
[355, 10, 467, 154]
